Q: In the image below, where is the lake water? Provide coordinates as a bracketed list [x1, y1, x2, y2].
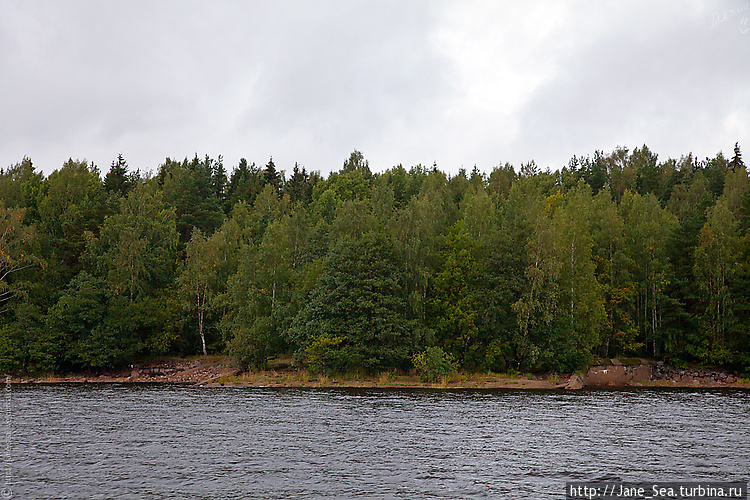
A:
[5, 384, 749, 499]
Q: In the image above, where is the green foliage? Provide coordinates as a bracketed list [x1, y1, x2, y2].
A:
[178, 228, 226, 355]
[313, 169, 371, 208]
[0, 329, 21, 373]
[290, 232, 416, 374]
[427, 221, 484, 366]
[159, 155, 224, 241]
[230, 316, 277, 371]
[285, 163, 314, 205]
[37, 159, 107, 284]
[226, 158, 264, 211]
[341, 150, 372, 179]
[138, 292, 186, 356]
[620, 190, 678, 357]
[45, 272, 121, 370]
[0, 203, 38, 312]
[0, 157, 43, 211]
[691, 194, 744, 364]
[89, 182, 178, 300]
[484, 340, 510, 373]
[303, 333, 347, 375]
[1, 146, 748, 375]
[412, 346, 457, 382]
[104, 154, 138, 198]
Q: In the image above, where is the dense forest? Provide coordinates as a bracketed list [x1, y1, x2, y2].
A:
[0, 144, 748, 376]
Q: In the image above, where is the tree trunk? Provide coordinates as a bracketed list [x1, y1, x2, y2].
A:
[197, 286, 208, 356]
[198, 307, 207, 356]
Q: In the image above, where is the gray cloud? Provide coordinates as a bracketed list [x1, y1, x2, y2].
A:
[0, 0, 747, 177]
[234, 1, 454, 171]
[511, 1, 750, 168]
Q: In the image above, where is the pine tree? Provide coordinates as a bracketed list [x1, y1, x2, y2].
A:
[730, 142, 745, 172]
[262, 157, 281, 193]
[289, 232, 415, 373]
[104, 154, 134, 197]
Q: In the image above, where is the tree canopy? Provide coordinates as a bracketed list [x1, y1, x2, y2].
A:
[1, 144, 749, 376]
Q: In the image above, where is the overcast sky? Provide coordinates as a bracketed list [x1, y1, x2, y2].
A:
[1, 0, 748, 177]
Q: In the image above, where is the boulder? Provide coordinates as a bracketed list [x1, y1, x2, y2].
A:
[584, 364, 653, 387]
[565, 373, 584, 390]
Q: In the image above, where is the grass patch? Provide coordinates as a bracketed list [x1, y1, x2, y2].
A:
[594, 358, 614, 366]
[618, 357, 644, 366]
[267, 355, 293, 371]
[487, 370, 522, 379]
[209, 366, 574, 388]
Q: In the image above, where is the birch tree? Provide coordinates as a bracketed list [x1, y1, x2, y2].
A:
[0, 205, 36, 312]
[620, 190, 677, 356]
[179, 228, 223, 355]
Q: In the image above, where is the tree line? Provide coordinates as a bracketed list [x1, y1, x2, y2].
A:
[0, 144, 748, 376]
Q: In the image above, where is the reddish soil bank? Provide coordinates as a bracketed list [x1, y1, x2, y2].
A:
[16, 356, 238, 385]
[12, 357, 749, 390]
[582, 359, 747, 388]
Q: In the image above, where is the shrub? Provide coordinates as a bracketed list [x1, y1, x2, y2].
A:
[412, 346, 456, 382]
[485, 339, 510, 373]
[229, 316, 275, 371]
[304, 333, 348, 375]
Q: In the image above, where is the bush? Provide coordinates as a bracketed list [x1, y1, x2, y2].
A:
[0, 331, 20, 374]
[304, 333, 349, 375]
[412, 346, 456, 382]
[485, 339, 510, 373]
[732, 353, 750, 377]
[229, 316, 275, 371]
[288, 232, 416, 374]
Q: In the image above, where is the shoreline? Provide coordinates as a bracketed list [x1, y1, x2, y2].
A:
[12, 377, 750, 390]
[8, 356, 749, 390]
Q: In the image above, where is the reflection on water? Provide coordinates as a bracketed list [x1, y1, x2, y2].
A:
[9, 384, 750, 499]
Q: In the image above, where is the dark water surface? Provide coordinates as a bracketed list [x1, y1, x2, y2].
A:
[6, 384, 749, 499]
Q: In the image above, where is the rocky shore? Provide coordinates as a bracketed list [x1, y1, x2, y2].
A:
[11, 357, 749, 389]
[579, 359, 747, 388]
[16, 356, 239, 385]
[650, 361, 742, 386]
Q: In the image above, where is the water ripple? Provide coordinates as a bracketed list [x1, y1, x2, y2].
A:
[6, 385, 750, 499]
